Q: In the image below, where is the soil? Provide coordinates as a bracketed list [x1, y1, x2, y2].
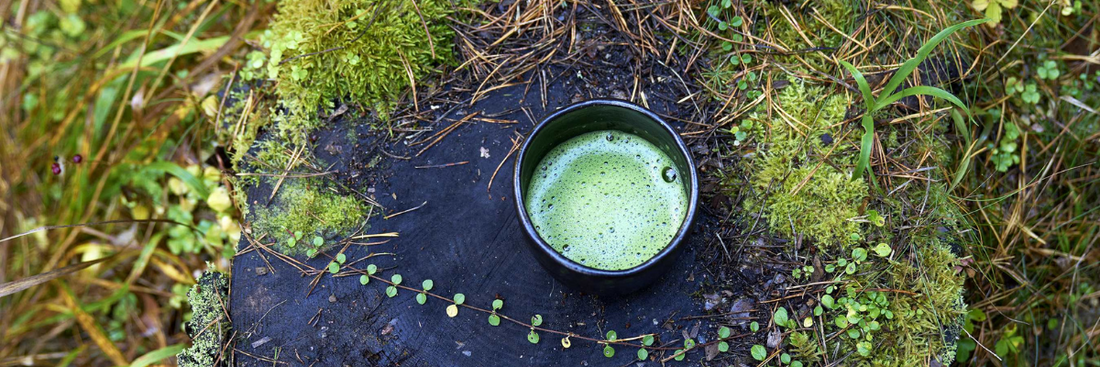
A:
[229, 7, 792, 366]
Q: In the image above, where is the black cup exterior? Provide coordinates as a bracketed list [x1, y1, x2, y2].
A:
[513, 99, 699, 295]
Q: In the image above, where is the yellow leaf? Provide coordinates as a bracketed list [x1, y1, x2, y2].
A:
[972, 0, 990, 11]
[207, 187, 233, 213]
[1002, 0, 1018, 9]
[561, 337, 572, 348]
[446, 304, 458, 318]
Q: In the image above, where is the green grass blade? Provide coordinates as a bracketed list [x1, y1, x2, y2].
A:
[853, 114, 875, 180]
[880, 19, 987, 98]
[839, 60, 875, 110]
[131, 344, 188, 367]
[143, 162, 210, 199]
[874, 85, 970, 114]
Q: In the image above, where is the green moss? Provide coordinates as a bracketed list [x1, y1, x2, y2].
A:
[253, 179, 368, 256]
[262, 0, 458, 141]
[177, 271, 230, 367]
[760, 0, 855, 71]
[741, 80, 868, 247]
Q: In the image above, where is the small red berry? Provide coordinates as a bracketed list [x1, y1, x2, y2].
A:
[51, 163, 62, 175]
[72, 154, 83, 164]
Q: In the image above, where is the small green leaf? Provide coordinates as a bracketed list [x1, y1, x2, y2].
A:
[422, 279, 433, 291]
[750, 321, 760, 332]
[719, 326, 731, 338]
[741, 54, 752, 64]
[492, 299, 503, 310]
[416, 293, 427, 305]
[454, 293, 465, 305]
[287, 237, 297, 248]
[528, 330, 540, 344]
[488, 314, 500, 326]
[386, 286, 397, 297]
[815, 305, 823, 316]
[360, 275, 370, 285]
[367, 264, 377, 274]
[684, 338, 695, 349]
[792, 361, 804, 367]
[674, 349, 685, 361]
[642, 335, 654, 346]
[312, 236, 323, 247]
[328, 262, 339, 274]
[873, 243, 892, 257]
[603, 345, 615, 358]
[294, 231, 303, 239]
[852, 248, 868, 262]
[718, 21, 728, 31]
[606, 330, 618, 341]
[774, 308, 789, 329]
[751, 345, 766, 361]
[531, 314, 543, 327]
[781, 353, 791, 364]
[336, 253, 346, 264]
[637, 348, 648, 360]
[718, 341, 729, 352]
[391, 274, 402, 285]
[730, 16, 743, 27]
[822, 295, 835, 308]
[306, 249, 317, 258]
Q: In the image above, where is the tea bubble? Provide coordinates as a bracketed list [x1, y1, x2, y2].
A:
[662, 167, 677, 182]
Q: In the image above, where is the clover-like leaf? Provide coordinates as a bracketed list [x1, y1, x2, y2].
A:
[288, 237, 297, 248]
[873, 242, 892, 257]
[488, 314, 500, 326]
[730, 16, 743, 27]
[328, 262, 339, 274]
[781, 353, 792, 364]
[367, 264, 377, 274]
[446, 304, 459, 318]
[719, 326, 731, 339]
[422, 279, 434, 291]
[531, 314, 543, 327]
[294, 230, 303, 239]
[360, 274, 370, 285]
[528, 330, 540, 344]
[637, 348, 648, 360]
[416, 293, 427, 305]
[751, 344, 767, 361]
[391, 274, 402, 285]
[386, 286, 397, 298]
[312, 236, 323, 247]
[454, 293, 465, 305]
[492, 299, 503, 310]
[718, 341, 729, 352]
[336, 253, 346, 264]
[852, 247, 868, 262]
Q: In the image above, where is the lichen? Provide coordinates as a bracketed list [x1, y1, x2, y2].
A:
[177, 271, 230, 367]
[252, 178, 369, 256]
[262, 0, 458, 141]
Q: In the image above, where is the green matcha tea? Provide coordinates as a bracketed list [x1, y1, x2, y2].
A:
[525, 130, 688, 270]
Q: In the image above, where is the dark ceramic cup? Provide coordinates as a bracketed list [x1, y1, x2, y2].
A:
[513, 100, 698, 295]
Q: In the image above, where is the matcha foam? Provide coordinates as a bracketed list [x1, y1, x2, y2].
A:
[525, 130, 688, 270]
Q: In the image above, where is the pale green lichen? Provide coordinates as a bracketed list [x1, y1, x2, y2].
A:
[252, 179, 369, 256]
[177, 271, 230, 367]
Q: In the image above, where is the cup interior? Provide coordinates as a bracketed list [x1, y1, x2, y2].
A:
[515, 100, 697, 274]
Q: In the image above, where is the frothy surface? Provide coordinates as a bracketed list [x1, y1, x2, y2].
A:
[525, 130, 687, 270]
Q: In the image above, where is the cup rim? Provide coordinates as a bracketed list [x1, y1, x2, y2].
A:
[513, 99, 699, 278]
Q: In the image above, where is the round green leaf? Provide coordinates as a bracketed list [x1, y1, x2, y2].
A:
[336, 253, 346, 264]
[773, 308, 789, 329]
[312, 236, 323, 247]
[416, 293, 427, 305]
[359, 275, 370, 285]
[781, 353, 791, 364]
[637, 348, 648, 360]
[367, 264, 377, 274]
[492, 299, 503, 310]
[730, 16, 743, 27]
[528, 330, 540, 344]
[750, 321, 760, 332]
[792, 361, 804, 367]
[391, 274, 402, 285]
[386, 286, 397, 298]
[642, 335, 654, 346]
[674, 349, 685, 361]
[294, 230, 303, 239]
[531, 314, 543, 327]
[751, 345, 766, 361]
[741, 54, 752, 64]
[454, 293, 465, 305]
[488, 314, 500, 326]
[684, 338, 695, 349]
[287, 237, 297, 248]
[603, 345, 615, 358]
[306, 249, 316, 258]
[718, 341, 729, 352]
[328, 262, 339, 274]
[606, 330, 617, 341]
[719, 326, 731, 338]
[422, 279, 434, 291]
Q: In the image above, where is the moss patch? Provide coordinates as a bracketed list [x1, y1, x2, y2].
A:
[742, 80, 868, 247]
[252, 179, 368, 256]
[177, 271, 230, 367]
[262, 0, 458, 141]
